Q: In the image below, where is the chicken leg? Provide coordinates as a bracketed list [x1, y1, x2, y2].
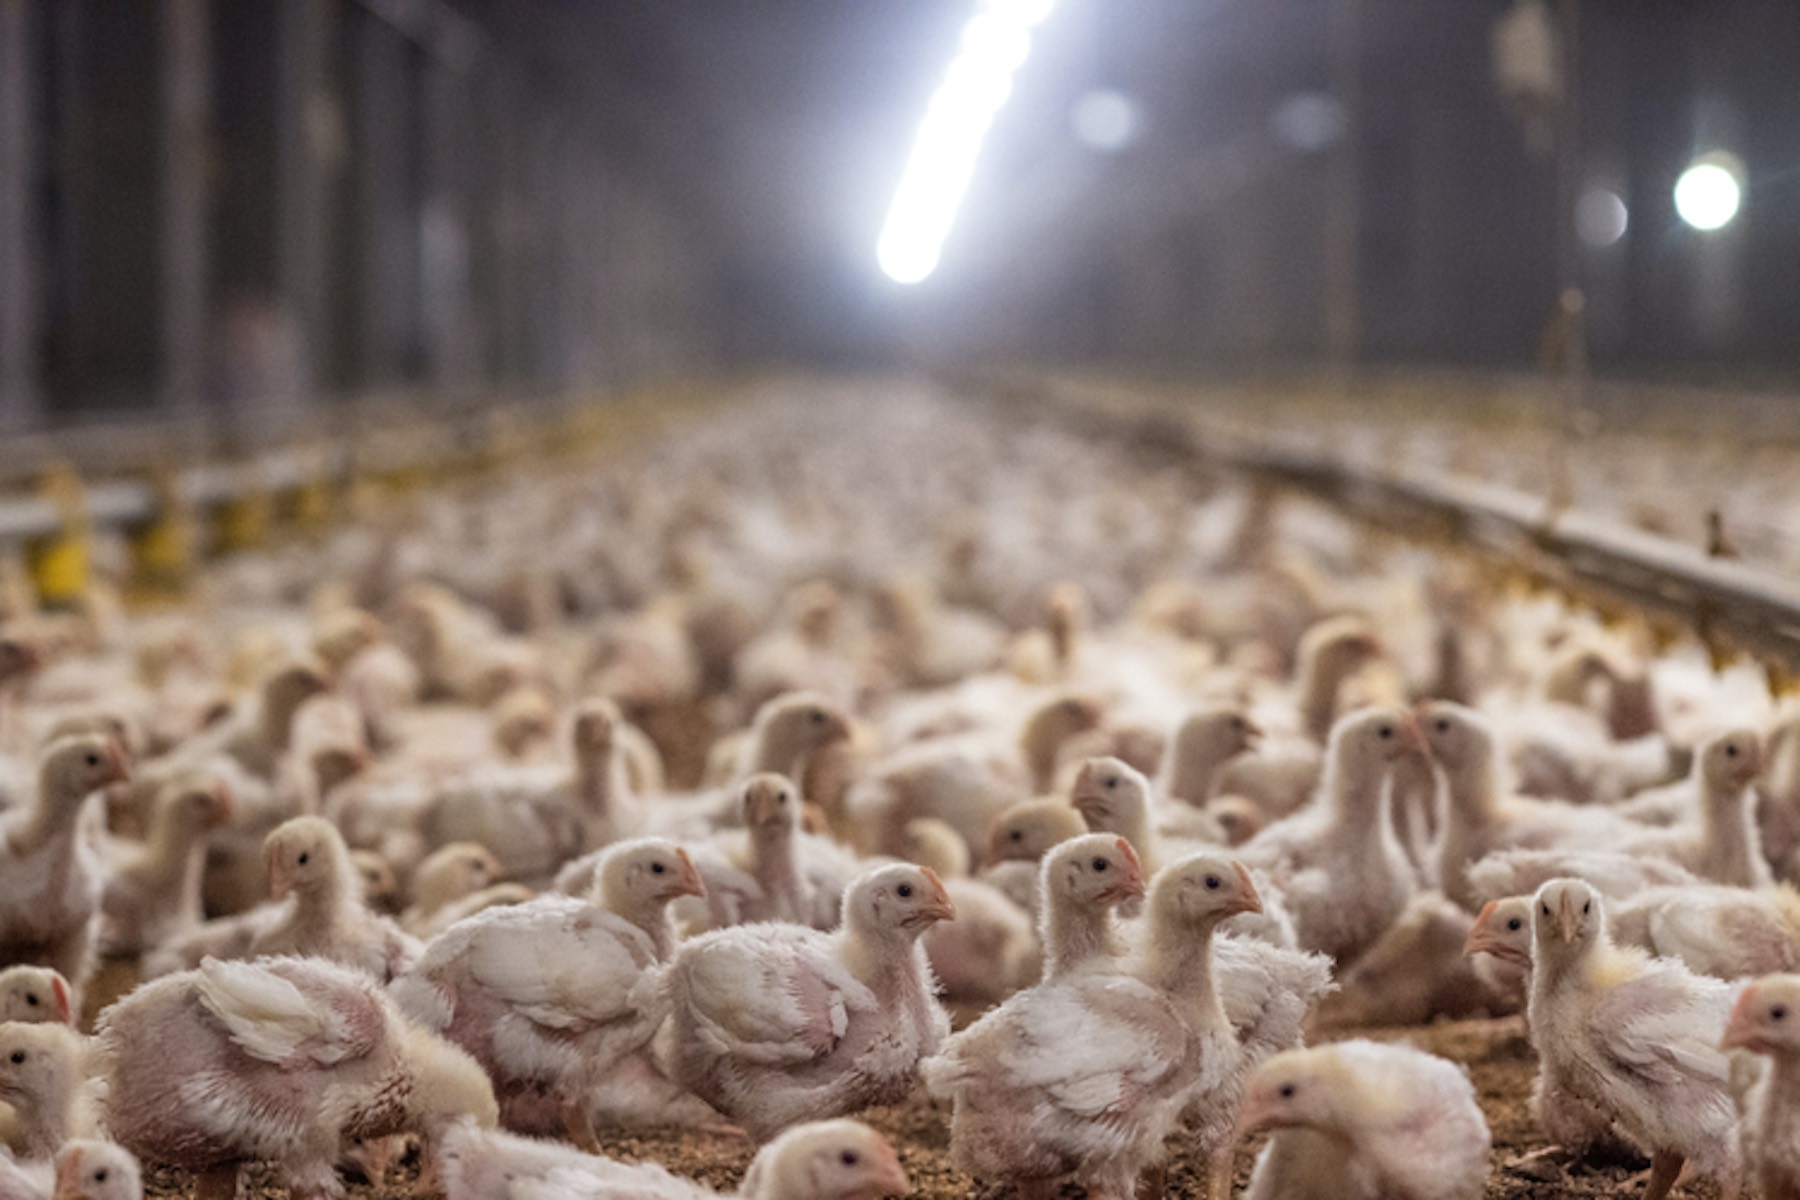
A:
[1643, 1150, 1683, 1200]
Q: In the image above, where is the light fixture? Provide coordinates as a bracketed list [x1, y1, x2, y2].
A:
[1674, 154, 1743, 232]
[877, 0, 1054, 284]
[1575, 187, 1628, 248]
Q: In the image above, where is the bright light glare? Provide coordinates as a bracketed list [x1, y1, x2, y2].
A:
[1576, 187, 1628, 248]
[877, 1, 1052, 284]
[1071, 90, 1140, 153]
[1674, 159, 1742, 232]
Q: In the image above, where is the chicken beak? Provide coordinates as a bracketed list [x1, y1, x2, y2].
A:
[1228, 861, 1263, 916]
[1721, 989, 1763, 1053]
[919, 868, 956, 922]
[867, 1143, 909, 1197]
[211, 781, 237, 827]
[1395, 716, 1431, 760]
[51, 972, 73, 1028]
[1230, 1091, 1278, 1144]
[105, 739, 132, 785]
[1241, 719, 1265, 747]
[1463, 902, 1498, 959]
[672, 848, 707, 899]
[1557, 891, 1578, 942]
[51, 1146, 82, 1200]
[266, 847, 294, 900]
[1105, 837, 1148, 902]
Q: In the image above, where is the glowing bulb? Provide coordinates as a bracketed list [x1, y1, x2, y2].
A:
[1674, 158, 1742, 232]
[877, 1, 1052, 283]
[1071, 90, 1140, 153]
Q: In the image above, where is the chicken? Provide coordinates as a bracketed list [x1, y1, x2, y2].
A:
[0, 1153, 50, 1200]
[0, 1021, 94, 1162]
[662, 863, 954, 1141]
[98, 772, 233, 955]
[1463, 895, 1623, 1157]
[350, 850, 401, 914]
[924, 853, 1260, 1199]
[0, 971, 71, 1028]
[98, 955, 497, 1200]
[440, 1116, 908, 1200]
[1030, 833, 1148, 981]
[1238, 706, 1426, 966]
[1158, 705, 1262, 809]
[51, 1141, 141, 1200]
[0, 735, 131, 1008]
[1720, 973, 1800, 1200]
[1527, 878, 1742, 1199]
[980, 800, 1089, 915]
[1420, 701, 1642, 910]
[1233, 1039, 1491, 1200]
[1620, 728, 1772, 888]
[392, 838, 708, 1143]
[244, 816, 422, 982]
[1609, 883, 1800, 980]
[399, 843, 531, 939]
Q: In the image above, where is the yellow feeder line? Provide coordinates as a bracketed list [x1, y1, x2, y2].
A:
[26, 463, 90, 610]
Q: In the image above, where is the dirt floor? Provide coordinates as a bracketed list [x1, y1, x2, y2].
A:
[127, 1008, 1714, 1199]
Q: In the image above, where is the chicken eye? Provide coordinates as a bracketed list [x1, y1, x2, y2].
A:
[1775, 1005, 1790, 1021]
[1105, 777, 1117, 790]
[897, 884, 913, 898]
[94, 1170, 107, 1183]
[651, 863, 666, 875]
[809, 711, 826, 725]
[1434, 719, 1451, 734]
[1230, 717, 1245, 730]
[1727, 744, 1739, 758]
[777, 792, 788, 805]
[1542, 903, 1552, 916]
[1278, 1083, 1296, 1099]
[1091, 858, 1108, 872]
[840, 1150, 859, 1166]
[1582, 902, 1590, 914]
[1377, 726, 1393, 740]
[9, 1051, 22, 1064]
[297, 852, 309, 865]
[85, 753, 100, 767]
[1205, 875, 1221, 889]
[1009, 830, 1023, 842]
[1506, 918, 1522, 932]
[23, 994, 36, 1006]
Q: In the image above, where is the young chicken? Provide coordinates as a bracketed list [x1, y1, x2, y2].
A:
[1233, 1040, 1491, 1200]
[51, 1141, 141, 1200]
[99, 955, 497, 1200]
[0, 1022, 94, 1160]
[399, 843, 531, 940]
[1317, 891, 1517, 1028]
[906, 818, 1040, 1004]
[1420, 701, 1641, 910]
[1466, 846, 1702, 904]
[1239, 706, 1426, 966]
[1464, 896, 1619, 1158]
[0, 735, 131, 1008]
[662, 863, 954, 1141]
[98, 772, 233, 955]
[440, 1115, 908, 1200]
[981, 799, 1090, 915]
[1158, 705, 1262, 809]
[1610, 883, 1800, 980]
[245, 816, 422, 982]
[1721, 973, 1800, 1200]
[391, 838, 708, 1144]
[924, 853, 1259, 1200]
[1619, 729, 1772, 888]
[0, 970, 71, 1028]
[1527, 877, 1742, 1200]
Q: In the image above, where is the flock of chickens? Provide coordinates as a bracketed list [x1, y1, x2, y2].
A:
[0, 387, 1798, 1200]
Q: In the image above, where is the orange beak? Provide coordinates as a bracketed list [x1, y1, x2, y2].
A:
[1228, 861, 1264, 916]
[866, 1140, 909, 1197]
[1230, 1088, 1281, 1144]
[1721, 987, 1764, 1053]
[51, 1146, 83, 1200]
[918, 867, 956, 922]
[1100, 837, 1148, 903]
[1241, 718, 1265, 745]
[105, 739, 132, 786]
[1463, 900, 1499, 959]
[671, 848, 707, 899]
[209, 780, 237, 827]
[1557, 890, 1579, 942]
[1394, 716, 1431, 760]
[51, 972, 72, 1028]
[266, 844, 295, 900]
